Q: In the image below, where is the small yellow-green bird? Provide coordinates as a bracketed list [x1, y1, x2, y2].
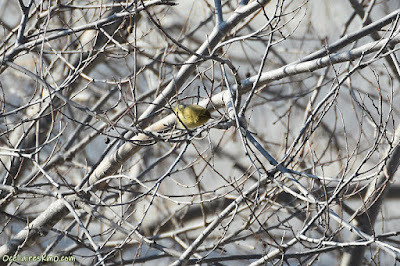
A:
[174, 104, 212, 129]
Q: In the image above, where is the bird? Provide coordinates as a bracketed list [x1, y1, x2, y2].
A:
[174, 104, 212, 129]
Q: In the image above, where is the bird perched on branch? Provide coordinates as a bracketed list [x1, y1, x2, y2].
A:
[174, 104, 211, 129]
